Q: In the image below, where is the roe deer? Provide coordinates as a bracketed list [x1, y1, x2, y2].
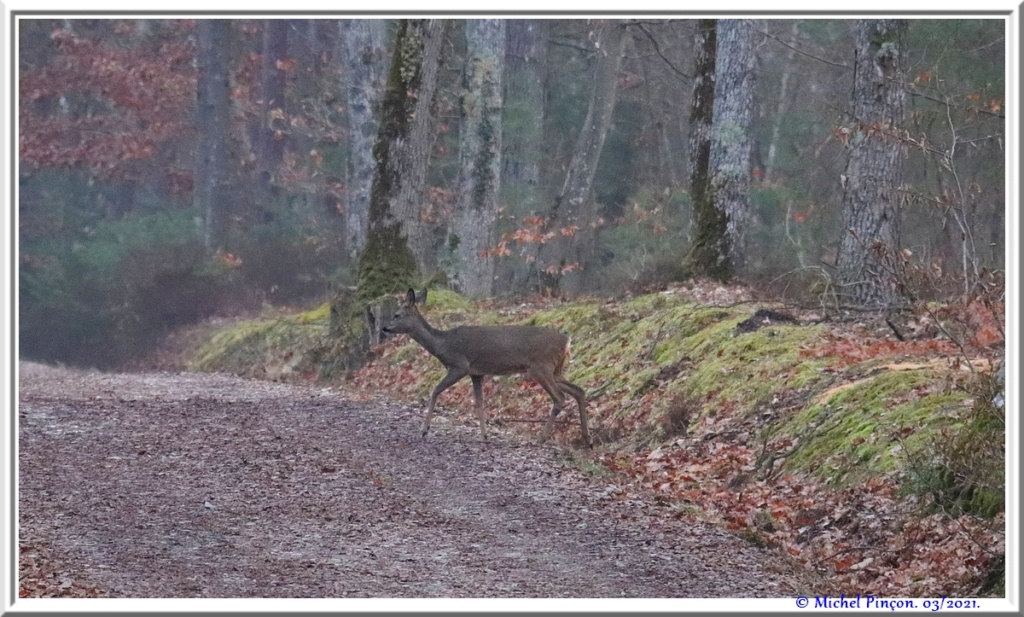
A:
[381, 289, 591, 447]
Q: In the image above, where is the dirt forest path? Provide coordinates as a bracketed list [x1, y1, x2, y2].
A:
[18, 362, 804, 599]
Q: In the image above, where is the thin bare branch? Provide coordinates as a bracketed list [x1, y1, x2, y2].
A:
[757, 26, 851, 70]
[909, 89, 1005, 120]
[630, 22, 692, 81]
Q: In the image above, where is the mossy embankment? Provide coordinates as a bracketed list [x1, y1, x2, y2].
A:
[184, 286, 998, 492]
[189, 303, 331, 381]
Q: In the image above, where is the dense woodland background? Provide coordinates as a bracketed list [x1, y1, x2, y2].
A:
[18, 18, 1005, 368]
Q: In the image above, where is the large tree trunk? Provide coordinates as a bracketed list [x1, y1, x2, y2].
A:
[395, 20, 447, 275]
[533, 20, 626, 294]
[194, 20, 232, 253]
[356, 19, 446, 303]
[256, 20, 289, 205]
[709, 19, 757, 274]
[451, 19, 505, 298]
[835, 19, 907, 308]
[686, 19, 729, 280]
[339, 19, 390, 260]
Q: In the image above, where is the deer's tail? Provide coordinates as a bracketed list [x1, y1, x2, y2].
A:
[555, 337, 572, 376]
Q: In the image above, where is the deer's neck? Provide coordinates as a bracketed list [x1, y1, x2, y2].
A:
[409, 316, 452, 360]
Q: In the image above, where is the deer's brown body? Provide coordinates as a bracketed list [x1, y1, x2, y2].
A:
[382, 289, 591, 447]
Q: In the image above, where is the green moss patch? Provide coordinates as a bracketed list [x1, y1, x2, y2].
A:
[772, 368, 970, 485]
[518, 297, 828, 443]
[189, 303, 332, 380]
[423, 288, 471, 311]
[660, 316, 829, 419]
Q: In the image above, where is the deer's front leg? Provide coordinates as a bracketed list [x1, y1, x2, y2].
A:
[422, 368, 468, 438]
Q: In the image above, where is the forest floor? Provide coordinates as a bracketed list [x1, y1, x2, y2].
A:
[18, 361, 808, 599]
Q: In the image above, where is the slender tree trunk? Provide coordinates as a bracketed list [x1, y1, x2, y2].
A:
[501, 20, 547, 208]
[709, 19, 757, 273]
[290, 20, 319, 152]
[502, 19, 548, 291]
[658, 122, 680, 189]
[836, 19, 907, 308]
[339, 19, 389, 259]
[194, 20, 232, 253]
[356, 19, 446, 303]
[687, 19, 730, 280]
[290, 19, 317, 81]
[452, 19, 505, 298]
[763, 20, 800, 185]
[533, 20, 626, 293]
[288, 20, 338, 226]
[638, 54, 678, 190]
[257, 20, 289, 205]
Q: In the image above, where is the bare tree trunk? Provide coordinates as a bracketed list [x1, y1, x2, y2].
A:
[290, 20, 321, 151]
[502, 20, 547, 208]
[686, 19, 730, 280]
[502, 20, 548, 291]
[533, 20, 626, 293]
[656, 122, 680, 188]
[194, 20, 232, 254]
[451, 19, 505, 298]
[257, 20, 289, 206]
[356, 19, 446, 303]
[836, 19, 907, 308]
[763, 20, 800, 185]
[709, 19, 757, 273]
[339, 19, 389, 259]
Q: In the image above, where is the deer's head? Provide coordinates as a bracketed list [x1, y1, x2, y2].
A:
[381, 288, 426, 335]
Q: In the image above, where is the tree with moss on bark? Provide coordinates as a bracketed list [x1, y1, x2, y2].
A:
[355, 19, 446, 303]
[686, 19, 725, 280]
[687, 19, 757, 283]
[321, 19, 447, 367]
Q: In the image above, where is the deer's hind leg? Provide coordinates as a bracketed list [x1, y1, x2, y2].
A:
[532, 369, 568, 445]
[556, 378, 591, 448]
[470, 375, 489, 441]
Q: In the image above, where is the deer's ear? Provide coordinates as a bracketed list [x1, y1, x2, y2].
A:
[406, 288, 417, 305]
[416, 288, 428, 305]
